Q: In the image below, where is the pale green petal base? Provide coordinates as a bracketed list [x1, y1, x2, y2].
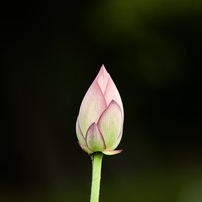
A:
[79, 141, 123, 156]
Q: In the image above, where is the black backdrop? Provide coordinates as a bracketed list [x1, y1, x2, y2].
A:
[2, 1, 202, 202]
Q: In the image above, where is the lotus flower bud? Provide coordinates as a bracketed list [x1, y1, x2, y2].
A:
[76, 65, 124, 155]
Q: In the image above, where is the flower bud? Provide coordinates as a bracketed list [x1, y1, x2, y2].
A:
[76, 65, 124, 155]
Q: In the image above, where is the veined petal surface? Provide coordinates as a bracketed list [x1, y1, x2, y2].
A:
[78, 81, 107, 136]
[86, 123, 106, 151]
[98, 100, 122, 150]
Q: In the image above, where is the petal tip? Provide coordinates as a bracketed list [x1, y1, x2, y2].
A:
[101, 64, 106, 71]
[102, 149, 123, 155]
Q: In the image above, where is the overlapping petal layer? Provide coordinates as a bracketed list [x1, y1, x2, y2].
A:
[78, 81, 107, 136]
[98, 100, 122, 150]
[86, 123, 106, 151]
[96, 65, 109, 94]
[76, 118, 86, 146]
[76, 65, 124, 155]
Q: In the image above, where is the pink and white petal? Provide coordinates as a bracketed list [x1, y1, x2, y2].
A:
[76, 118, 87, 146]
[78, 142, 94, 154]
[78, 81, 107, 136]
[102, 149, 123, 155]
[104, 76, 124, 114]
[86, 123, 106, 152]
[98, 100, 122, 150]
[95, 65, 109, 94]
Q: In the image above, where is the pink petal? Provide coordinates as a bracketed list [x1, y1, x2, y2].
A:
[78, 81, 107, 136]
[102, 149, 123, 155]
[104, 74, 124, 115]
[98, 100, 122, 150]
[95, 65, 109, 94]
[86, 123, 106, 152]
[76, 118, 87, 146]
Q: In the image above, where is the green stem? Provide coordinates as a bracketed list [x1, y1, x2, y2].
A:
[90, 152, 103, 202]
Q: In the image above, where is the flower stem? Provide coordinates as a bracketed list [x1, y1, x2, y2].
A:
[90, 152, 103, 202]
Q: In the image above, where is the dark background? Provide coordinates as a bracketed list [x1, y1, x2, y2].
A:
[1, 1, 202, 202]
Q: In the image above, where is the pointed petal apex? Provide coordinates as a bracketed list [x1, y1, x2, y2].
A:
[102, 149, 123, 155]
[96, 65, 109, 94]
